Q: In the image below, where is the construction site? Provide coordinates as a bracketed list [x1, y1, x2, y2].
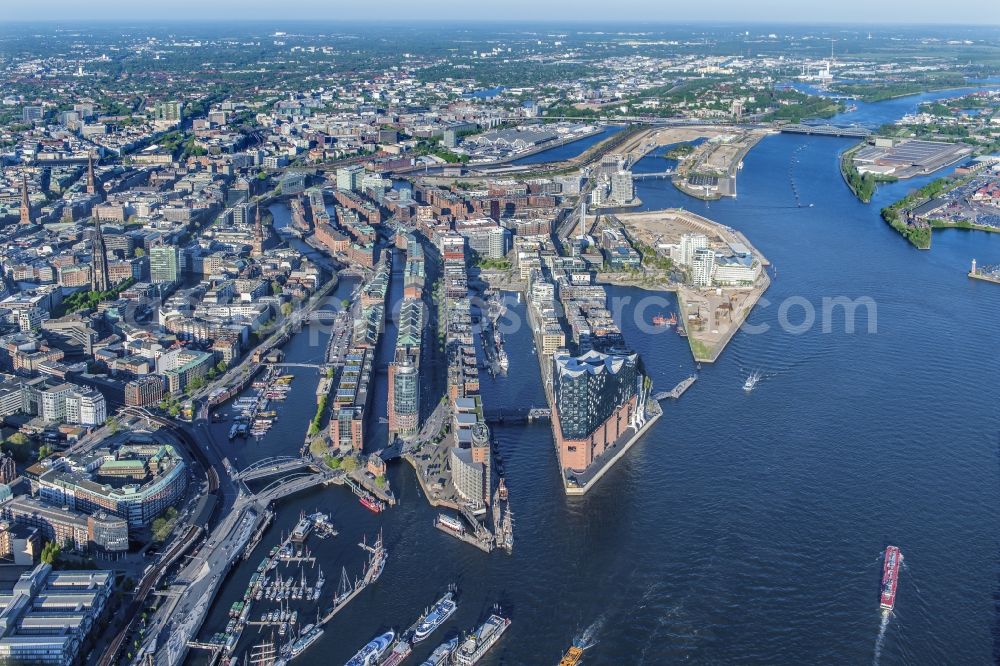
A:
[614, 208, 772, 363]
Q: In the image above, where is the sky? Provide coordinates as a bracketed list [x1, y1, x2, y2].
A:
[5, 0, 1000, 24]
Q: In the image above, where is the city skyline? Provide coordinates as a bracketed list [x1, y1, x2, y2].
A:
[4, 1, 1000, 24]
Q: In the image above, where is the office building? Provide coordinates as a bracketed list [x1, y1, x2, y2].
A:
[336, 165, 365, 192]
[0, 563, 113, 665]
[124, 376, 163, 408]
[158, 349, 214, 394]
[450, 414, 491, 508]
[149, 245, 180, 285]
[36, 440, 187, 529]
[39, 384, 106, 427]
[488, 226, 510, 259]
[450, 446, 485, 508]
[21, 106, 43, 124]
[387, 354, 419, 437]
[153, 100, 182, 122]
[329, 348, 373, 452]
[1, 496, 127, 556]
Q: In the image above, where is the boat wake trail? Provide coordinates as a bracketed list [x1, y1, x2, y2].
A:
[872, 611, 891, 666]
[575, 615, 606, 650]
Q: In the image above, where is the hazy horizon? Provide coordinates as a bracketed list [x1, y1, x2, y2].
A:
[5, 1, 1000, 25]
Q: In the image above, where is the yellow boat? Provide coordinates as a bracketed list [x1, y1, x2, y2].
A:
[559, 646, 584, 666]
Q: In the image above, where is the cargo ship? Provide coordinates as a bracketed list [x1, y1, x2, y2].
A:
[412, 592, 457, 643]
[345, 630, 394, 666]
[880, 545, 902, 611]
[453, 613, 510, 665]
[420, 637, 458, 666]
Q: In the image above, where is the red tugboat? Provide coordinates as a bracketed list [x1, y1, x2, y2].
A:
[652, 312, 678, 327]
[880, 546, 902, 611]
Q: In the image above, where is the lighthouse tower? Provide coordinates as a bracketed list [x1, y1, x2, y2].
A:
[971, 258, 977, 275]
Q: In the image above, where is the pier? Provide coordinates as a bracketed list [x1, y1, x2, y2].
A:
[434, 516, 494, 553]
[317, 533, 387, 627]
[653, 375, 697, 401]
[435, 520, 495, 553]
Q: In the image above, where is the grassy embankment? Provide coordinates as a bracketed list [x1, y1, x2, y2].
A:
[880, 174, 975, 249]
[839, 143, 901, 204]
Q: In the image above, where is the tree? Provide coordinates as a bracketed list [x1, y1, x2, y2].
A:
[340, 456, 358, 472]
[107, 416, 121, 434]
[6, 432, 29, 447]
[215, 361, 228, 373]
[134, 247, 146, 257]
[281, 302, 294, 317]
[375, 475, 386, 489]
[41, 542, 61, 565]
[309, 439, 328, 457]
[2, 432, 32, 463]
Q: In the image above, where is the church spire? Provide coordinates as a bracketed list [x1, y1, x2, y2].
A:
[86, 152, 97, 195]
[91, 216, 110, 293]
[19, 173, 32, 225]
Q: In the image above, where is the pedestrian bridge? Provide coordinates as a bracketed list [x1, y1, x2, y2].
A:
[482, 406, 551, 424]
[265, 362, 326, 370]
[632, 170, 674, 180]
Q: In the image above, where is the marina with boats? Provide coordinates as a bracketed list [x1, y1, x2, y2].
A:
[194, 509, 391, 665]
[227, 369, 296, 440]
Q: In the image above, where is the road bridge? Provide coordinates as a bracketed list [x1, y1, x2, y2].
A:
[253, 470, 339, 504]
[236, 456, 317, 482]
[780, 123, 872, 138]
